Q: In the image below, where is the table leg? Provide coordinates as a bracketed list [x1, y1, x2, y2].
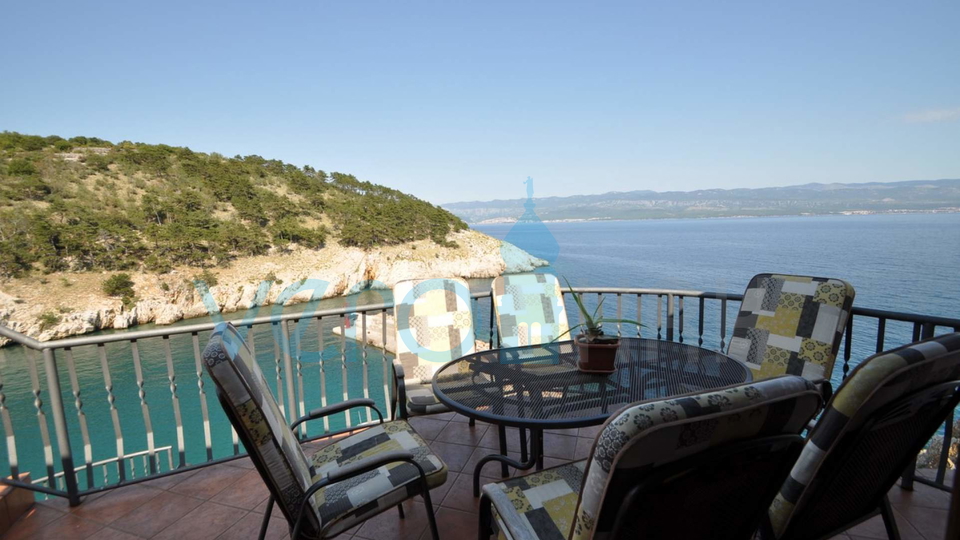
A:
[473, 427, 543, 497]
[535, 429, 544, 471]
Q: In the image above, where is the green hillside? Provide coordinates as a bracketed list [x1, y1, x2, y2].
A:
[0, 132, 466, 277]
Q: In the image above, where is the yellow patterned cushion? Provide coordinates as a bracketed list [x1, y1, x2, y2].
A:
[728, 274, 855, 382]
[483, 462, 587, 540]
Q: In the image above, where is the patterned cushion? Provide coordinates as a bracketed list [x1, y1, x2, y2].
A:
[768, 332, 960, 538]
[482, 377, 820, 540]
[493, 273, 570, 347]
[728, 274, 855, 382]
[484, 461, 587, 540]
[393, 278, 476, 415]
[403, 380, 451, 415]
[202, 323, 320, 535]
[308, 420, 447, 537]
[571, 376, 821, 540]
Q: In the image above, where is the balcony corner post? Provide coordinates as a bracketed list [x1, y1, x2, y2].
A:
[42, 348, 81, 506]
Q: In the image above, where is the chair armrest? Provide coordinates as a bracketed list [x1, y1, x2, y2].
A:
[392, 360, 409, 420]
[290, 398, 383, 430]
[324, 450, 415, 484]
[291, 450, 431, 539]
[392, 359, 405, 379]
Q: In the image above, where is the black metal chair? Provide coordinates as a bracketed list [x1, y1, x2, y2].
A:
[479, 375, 823, 540]
[764, 332, 960, 540]
[204, 322, 445, 540]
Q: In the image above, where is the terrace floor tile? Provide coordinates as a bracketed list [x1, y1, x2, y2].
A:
[69, 483, 164, 524]
[151, 500, 247, 540]
[217, 511, 290, 540]
[433, 421, 488, 446]
[168, 463, 249, 500]
[406, 417, 450, 441]
[210, 469, 271, 511]
[110, 490, 205, 538]
[25, 513, 104, 539]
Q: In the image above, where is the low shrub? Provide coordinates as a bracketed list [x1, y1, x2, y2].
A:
[103, 273, 135, 297]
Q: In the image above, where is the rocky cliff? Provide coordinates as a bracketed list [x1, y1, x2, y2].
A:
[0, 229, 545, 344]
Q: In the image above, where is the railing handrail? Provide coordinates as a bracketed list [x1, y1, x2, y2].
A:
[3, 287, 959, 351]
[0, 325, 44, 349]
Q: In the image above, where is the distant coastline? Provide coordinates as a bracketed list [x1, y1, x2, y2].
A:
[472, 207, 960, 225]
[445, 178, 960, 224]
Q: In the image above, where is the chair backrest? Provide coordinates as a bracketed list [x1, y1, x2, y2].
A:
[727, 273, 855, 382]
[571, 375, 823, 540]
[202, 322, 321, 536]
[393, 278, 476, 385]
[492, 273, 570, 347]
[767, 332, 960, 540]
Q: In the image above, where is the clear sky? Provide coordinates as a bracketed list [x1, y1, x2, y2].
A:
[1, 1, 958, 204]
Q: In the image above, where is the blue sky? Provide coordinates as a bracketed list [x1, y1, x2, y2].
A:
[1, 1, 958, 204]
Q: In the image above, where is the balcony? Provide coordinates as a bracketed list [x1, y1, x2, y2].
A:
[0, 286, 957, 539]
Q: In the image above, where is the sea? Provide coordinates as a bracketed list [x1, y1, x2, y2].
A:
[1, 213, 958, 490]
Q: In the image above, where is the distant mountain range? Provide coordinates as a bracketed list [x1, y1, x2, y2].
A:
[443, 179, 960, 223]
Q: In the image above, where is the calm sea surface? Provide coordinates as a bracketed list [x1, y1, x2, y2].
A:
[1, 213, 958, 490]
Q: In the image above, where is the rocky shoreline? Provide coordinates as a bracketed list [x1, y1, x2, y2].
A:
[0, 230, 545, 345]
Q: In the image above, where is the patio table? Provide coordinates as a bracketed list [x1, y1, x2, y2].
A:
[430, 337, 752, 496]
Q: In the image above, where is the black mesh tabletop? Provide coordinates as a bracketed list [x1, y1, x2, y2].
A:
[431, 338, 752, 430]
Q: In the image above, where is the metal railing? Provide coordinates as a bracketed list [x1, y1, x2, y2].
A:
[0, 286, 957, 506]
[32, 446, 174, 494]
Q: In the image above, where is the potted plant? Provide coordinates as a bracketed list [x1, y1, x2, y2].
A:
[556, 279, 643, 373]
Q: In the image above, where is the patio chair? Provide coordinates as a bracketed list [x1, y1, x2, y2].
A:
[203, 322, 445, 540]
[490, 272, 570, 462]
[764, 332, 960, 540]
[491, 272, 570, 347]
[392, 277, 477, 419]
[479, 375, 823, 540]
[727, 273, 855, 387]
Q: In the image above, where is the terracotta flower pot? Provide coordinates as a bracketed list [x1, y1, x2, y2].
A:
[575, 333, 620, 373]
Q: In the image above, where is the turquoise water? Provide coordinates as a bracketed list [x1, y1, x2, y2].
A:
[1, 213, 958, 491]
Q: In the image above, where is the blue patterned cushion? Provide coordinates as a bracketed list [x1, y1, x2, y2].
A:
[393, 278, 476, 415]
[493, 273, 570, 347]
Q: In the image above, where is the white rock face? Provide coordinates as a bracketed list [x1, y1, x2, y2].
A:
[0, 230, 546, 344]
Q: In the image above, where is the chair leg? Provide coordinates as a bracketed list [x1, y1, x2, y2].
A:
[397, 503, 405, 519]
[479, 494, 493, 540]
[900, 456, 917, 491]
[258, 495, 274, 540]
[469, 417, 476, 426]
[421, 483, 441, 540]
[879, 496, 902, 540]
[519, 428, 528, 463]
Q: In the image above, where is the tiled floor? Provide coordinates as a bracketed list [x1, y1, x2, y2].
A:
[3, 412, 955, 539]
